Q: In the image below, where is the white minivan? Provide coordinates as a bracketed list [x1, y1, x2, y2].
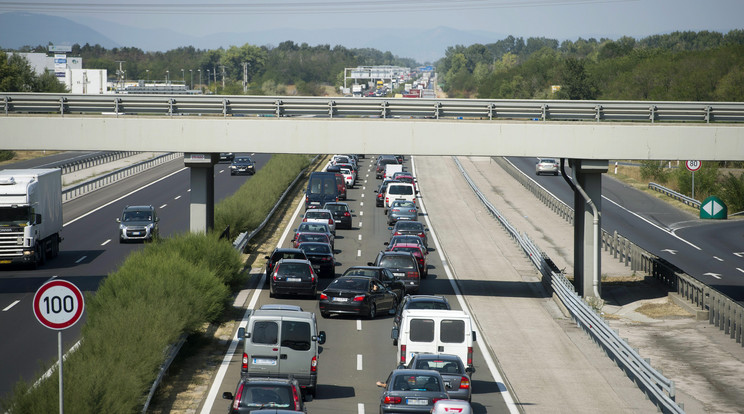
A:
[391, 309, 476, 371]
[384, 182, 416, 214]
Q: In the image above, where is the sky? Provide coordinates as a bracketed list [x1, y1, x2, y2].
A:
[2, 0, 743, 41]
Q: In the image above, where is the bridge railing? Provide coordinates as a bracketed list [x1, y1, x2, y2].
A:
[3, 93, 744, 123]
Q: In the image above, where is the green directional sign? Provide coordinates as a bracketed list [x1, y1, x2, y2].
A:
[700, 196, 727, 220]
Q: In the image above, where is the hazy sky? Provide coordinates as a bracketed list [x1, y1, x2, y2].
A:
[5, 0, 743, 40]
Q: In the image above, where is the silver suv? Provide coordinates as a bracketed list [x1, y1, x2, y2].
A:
[117, 205, 159, 243]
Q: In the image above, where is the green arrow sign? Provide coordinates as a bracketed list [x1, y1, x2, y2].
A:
[700, 196, 727, 220]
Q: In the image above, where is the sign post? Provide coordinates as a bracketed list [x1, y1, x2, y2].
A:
[686, 160, 701, 199]
[33, 280, 85, 414]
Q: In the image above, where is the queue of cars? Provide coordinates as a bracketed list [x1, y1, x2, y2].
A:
[228, 154, 473, 413]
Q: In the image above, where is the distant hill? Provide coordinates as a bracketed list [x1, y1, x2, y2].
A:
[0, 11, 506, 62]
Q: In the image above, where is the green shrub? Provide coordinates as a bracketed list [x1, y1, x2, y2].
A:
[0, 151, 15, 162]
[719, 172, 744, 214]
[639, 160, 670, 184]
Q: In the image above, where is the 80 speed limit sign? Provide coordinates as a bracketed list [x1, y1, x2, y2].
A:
[33, 280, 84, 330]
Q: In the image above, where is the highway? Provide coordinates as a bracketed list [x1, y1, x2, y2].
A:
[0, 153, 271, 400]
[508, 157, 744, 302]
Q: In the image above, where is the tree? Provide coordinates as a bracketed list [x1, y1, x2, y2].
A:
[557, 57, 596, 100]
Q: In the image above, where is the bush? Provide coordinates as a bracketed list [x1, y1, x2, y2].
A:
[719, 172, 744, 214]
[639, 160, 670, 184]
[0, 151, 15, 162]
[673, 162, 720, 200]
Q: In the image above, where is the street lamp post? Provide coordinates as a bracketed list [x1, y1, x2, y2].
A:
[198, 69, 202, 91]
[145, 69, 149, 83]
[181, 69, 185, 85]
[166, 70, 169, 84]
[189, 69, 193, 90]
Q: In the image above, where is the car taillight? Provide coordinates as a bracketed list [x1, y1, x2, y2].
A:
[385, 197, 389, 203]
[311, 355, 318, 372]
[459, 376, 471, 389]
[400, 345, 406, 365]
[302, 218, 307, 222]
[242, 352, 248, 370]
[344, 212, 350, 217]
[407, 271, 418, 279]
[328, 218, 333, 225]
[353, 295, 365, 302]
[392, 209, 399, 213]
[418, 233, 425, 238]
[320, 293, 328, 300]
[394, 231, 402, 236]
[384, 396, 402, 404]
[408, 209, 416, 213]
[467, 346, 473, 366]
[292, 385, 301, 409]
[432, 397, 445, 404]
[233, 382, 244, 410]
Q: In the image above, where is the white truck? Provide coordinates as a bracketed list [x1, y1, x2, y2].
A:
[0, 169, 63, 267]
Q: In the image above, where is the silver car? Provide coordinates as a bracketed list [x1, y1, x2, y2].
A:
[536, 158, 560, 175]
[387, 200, 418, 225]
[405, 353, 473, 402]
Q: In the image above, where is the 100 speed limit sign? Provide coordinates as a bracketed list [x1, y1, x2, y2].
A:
[33, 280, 84, 330]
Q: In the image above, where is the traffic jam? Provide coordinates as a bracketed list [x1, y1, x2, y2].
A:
[219, 154, 502, 414]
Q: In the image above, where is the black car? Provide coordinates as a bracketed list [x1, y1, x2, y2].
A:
[297, 242, 335, 278]
[323, 202, 353, 230]
[393, 295, 451, 332]
[265, 248, 308, 278]
[219, 152, 235, 163]
[389, 221, 429, 248]
[230, 156, 256, 175]
[369, 251, 421, 293]
[319, 275, 398, 319]
[341, 266, 406, 302]
[222, 376, 305, 413]
[269, 259, 317, 298]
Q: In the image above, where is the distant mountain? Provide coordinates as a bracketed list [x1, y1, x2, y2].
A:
[0, 12, 506, 62]
[0, 12, 119, 50]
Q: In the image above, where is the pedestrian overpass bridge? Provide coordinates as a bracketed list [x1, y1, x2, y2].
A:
[2, 93, 743, 297]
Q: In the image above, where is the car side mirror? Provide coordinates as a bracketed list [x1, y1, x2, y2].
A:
[155, 217, 160, 222]
[367, 262, 375, 266]
[466, 366, 475, 374]
[237, 327, 247, 340]
[264, 255, 270, 260]
[383, 242, 390, 246]
[222, 392, 234, 400]
[391, 328, 399, 340]
[116, 218, 121, 223]
[317, 331, 327, 344]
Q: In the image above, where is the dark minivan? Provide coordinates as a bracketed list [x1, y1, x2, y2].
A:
[305, 172, 340, 209]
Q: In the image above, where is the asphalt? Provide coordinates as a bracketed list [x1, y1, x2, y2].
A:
[415, 156, 744, 414]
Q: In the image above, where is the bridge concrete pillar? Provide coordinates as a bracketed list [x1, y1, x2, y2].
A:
[184, 153, 218, 233]
[570, 159, 608, 299]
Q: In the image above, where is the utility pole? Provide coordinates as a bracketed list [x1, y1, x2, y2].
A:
[220, 65, 226, 89]
[114, 60, 125, 91]
[189, 69, 193, 90]
[242, 62, 248, 93]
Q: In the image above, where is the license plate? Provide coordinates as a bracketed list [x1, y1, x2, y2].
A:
[0, 259, 10, 264]
[252, 357, 276, 365]
[312, 265, 321, 270]
[406, 398, 428, 405]
[132, 232, 142, 235]
[287, 277, 302, 282]
[333, 297, 348, 302]
[394, 272, 404, 277]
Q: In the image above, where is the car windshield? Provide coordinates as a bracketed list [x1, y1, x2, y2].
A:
[388, 185, 413, 195]
[299, 243, 331, 254]
[241, 385, 292, 408]
[235, 158, 252, 163]
[391, 374, 441, 392]
[122, 210, 151, 222]
[343, 268, 377, 277]
[328, 277, 368, 291]
[379, 256, 416, 269]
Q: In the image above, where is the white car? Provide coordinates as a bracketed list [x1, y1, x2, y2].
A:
[536, 158, 560, 176]
[340, 168, 354, 188]
[384, 182, 416, 214]
[302, 208, 336, 234]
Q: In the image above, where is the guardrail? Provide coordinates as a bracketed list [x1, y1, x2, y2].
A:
[3, 93, 744, 123]
[648, 182, 701, 209]
[453, 156, 684, 413]
[61, 152, 183, 202]
[494, 156, 743, 348]
[57, 151, 141, 175]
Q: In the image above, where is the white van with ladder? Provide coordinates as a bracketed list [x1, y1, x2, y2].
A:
[392, 309, 476, 371]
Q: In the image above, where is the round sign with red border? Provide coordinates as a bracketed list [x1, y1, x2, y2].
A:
[686, 160, 702, 172]
[33, 280, 84, 330]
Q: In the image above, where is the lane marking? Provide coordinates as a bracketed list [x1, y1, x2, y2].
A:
[357, 319, 362, 330]
[160, 204, 167, 209]
[101, 239, 111, 246]
[357, 354, 363, 370]
[714, 256, 723, 262]
[363, 186, 366, 190]
[3, 300, 20, 312]
[360, 202, 364, 207]
[358, 403, 365, 414]
[358, 234, 362, 241]
[174, 195, 181, 200]
[738, 268, 744, 274]
[357, 249, 362, 257]
[75, 256, 87, 264]
[704, 273, 722, 279]
[360, 211, 364, 216]
[359, 221, 363, 228]
[361, 193, 365, 198]
[411, 156, 520, 414]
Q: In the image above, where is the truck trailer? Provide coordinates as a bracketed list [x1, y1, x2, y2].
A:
[0, 169, 63, 267]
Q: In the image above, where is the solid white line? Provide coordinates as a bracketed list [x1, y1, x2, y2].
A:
[357, 249, 362, 257]
[101, 239, 111, 246]
[358, 403, 365, 414]
[159, 204, 167, 209]
[357, 354, 363, 370]
[411, 156, 520, 414]
[174, 195, 181, 200]
[63, 167, 188, 227]
[75, 256, 87, 264]
[201, 195, 307, 414]
[3, 300, 20, 312]
[357, 319, 362, 330]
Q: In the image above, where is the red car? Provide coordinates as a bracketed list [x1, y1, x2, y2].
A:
[293, 232, 332, 249]
[389, 243, 428, 278]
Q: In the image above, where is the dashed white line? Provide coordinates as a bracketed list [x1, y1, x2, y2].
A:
[357, 249, 362, 257]
[358, 403, 365, 414]
[357, 354, 363, 370]
[101, 239, 111, 246]
[359, 221, 362, 228]
[360, 202, 364, 207]
[160, 204, 167, 209]
[714, 256, 723, 262]
[358, 234, 362, 241]
[174, 195, 182, 200]
[361, 193, 365, 198]
[3, 300, 20, 312]
[363, 186, 366, 190]
[357, 319, 362, 330]
[360, 211, 364, 216]
[75, 256, 87, 264]
[738, 268, 744, 274]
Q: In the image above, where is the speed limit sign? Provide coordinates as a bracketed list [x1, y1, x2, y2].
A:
[33, 280, 84, 330]
[686, 160, 702, 172]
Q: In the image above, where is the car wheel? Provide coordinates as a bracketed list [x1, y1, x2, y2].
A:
[368, 303, 377, 319]
[321, 310, 330, 318]
[269, 290, 275, 298]
[308, 386, 317, 398]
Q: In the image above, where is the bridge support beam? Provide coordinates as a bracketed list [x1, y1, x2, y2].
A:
[184, 153, 219, 233]
[569, 159, 608, 299]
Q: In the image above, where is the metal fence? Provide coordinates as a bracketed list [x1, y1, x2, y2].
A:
[648, 182, 701, 209]
[3, 93, 744, 123]
[493, 156, 744, 348]
[454, 156, 684, 413]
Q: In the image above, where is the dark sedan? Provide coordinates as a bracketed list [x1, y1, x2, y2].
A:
[378, 369, 448, 413]
[269, 259, 317, 298]
[297, 242, 335, 277]
[370, 251, 421, 293]
[342, 266, 406, 301]
[323, 202, 353, 230]
[389, 221, 429, 248]
[264, 248, 308, 278]
[319, 275, 398, 319]
[230, 156, 256, 175]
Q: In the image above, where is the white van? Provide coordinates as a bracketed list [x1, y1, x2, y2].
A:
[391, 309, 476, 371]
[384, 163, 403, 180]
[384, 182, 416, 214]
[238, 307, 327, 397]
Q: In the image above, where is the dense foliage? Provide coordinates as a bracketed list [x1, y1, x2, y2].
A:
[0, 51, 67, 92]
[437, 30, 744, 101]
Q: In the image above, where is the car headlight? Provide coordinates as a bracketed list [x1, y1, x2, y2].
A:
[230, 165, 236, 169]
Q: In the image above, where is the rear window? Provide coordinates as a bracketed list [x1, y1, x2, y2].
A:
[308, 175, 337, 195]
[407, 300, 449, 311]
[410, 319, 435, 342]
[305, 211, 330, 219]
[242, 385, 292, 407]
[344, 268, 377, 277]
[393, 247, 421, 256]
[298, 234, 328, 243]
[299, 223, 328, 233]
[329, 277, 368, 291]
[273, 251, 305, 261]
[300, 243, 331, 254]
[388, 185, 413, 195]
[440, 319, 466, 343]
[325, 204, 347, 213]
[277, 263, 311, 277]
[281, 320, 311, 351]
[379, 256, 416, 269]
[252, 321, 278, 345]
[396, 222, 423, 231]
